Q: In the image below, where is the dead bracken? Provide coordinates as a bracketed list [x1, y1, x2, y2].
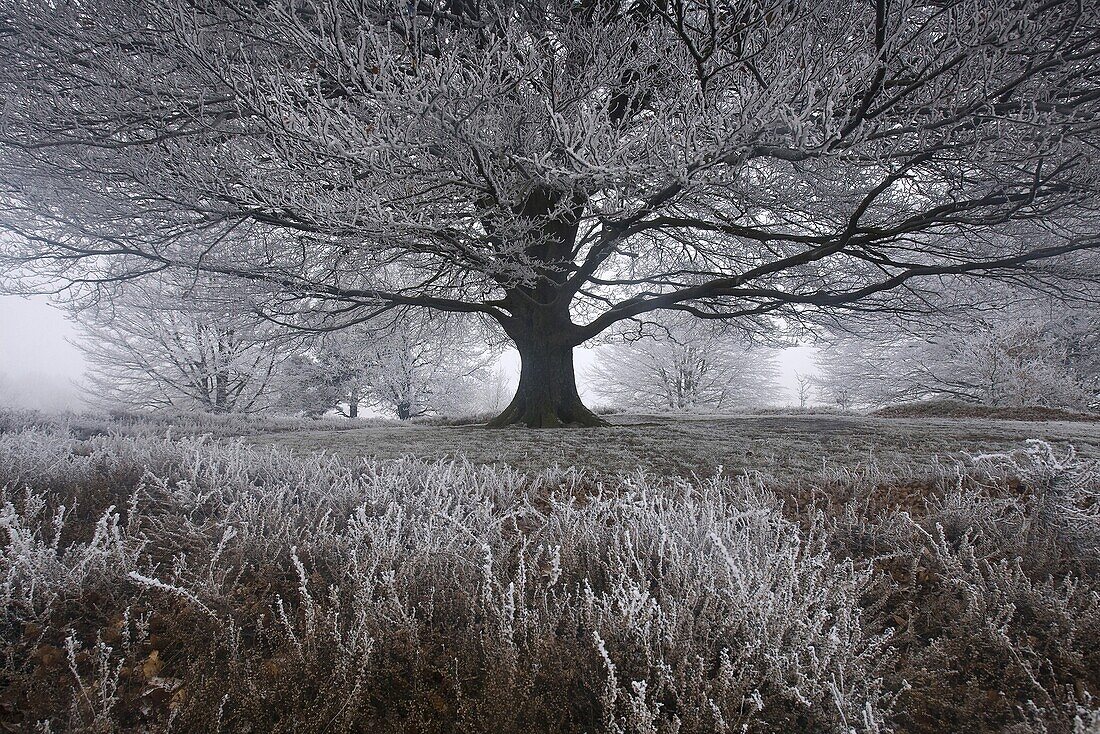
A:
[1, 414, 1098, 733]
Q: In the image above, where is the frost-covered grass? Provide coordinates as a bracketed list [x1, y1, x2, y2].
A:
[254, 412, 1100, 479]
[1, 423, 1099, 733]
[0, 407, 386, 441]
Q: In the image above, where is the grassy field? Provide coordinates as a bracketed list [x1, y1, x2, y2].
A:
[253, 412, 1100, 478]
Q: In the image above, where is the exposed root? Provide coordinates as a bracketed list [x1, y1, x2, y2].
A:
[486, 398, 609, 428]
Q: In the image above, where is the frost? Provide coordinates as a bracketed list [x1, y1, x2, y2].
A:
[0, 427, 1097, 731]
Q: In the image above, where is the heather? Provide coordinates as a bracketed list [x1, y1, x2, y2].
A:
[1, 418, 1098, 732]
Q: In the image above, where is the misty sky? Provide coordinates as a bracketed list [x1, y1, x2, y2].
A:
[0, 295, 86, 410]
[0, 295, 85, 374]
[0, 294, 816, 412]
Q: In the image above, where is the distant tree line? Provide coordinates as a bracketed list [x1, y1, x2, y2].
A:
[72, 278, 495, 419]
[813, 295, 1100, 411]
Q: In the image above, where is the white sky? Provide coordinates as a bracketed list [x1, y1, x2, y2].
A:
[0, 294, 818, 411]
[0, 295, 87, 410]
[0, 295, 85, 375]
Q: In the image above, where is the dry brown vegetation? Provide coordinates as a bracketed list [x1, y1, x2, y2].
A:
[1, 411, 1099, 733]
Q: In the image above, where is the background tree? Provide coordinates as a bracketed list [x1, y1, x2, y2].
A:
[277, 338, 372, 418]
[481, 365, 517, 416]
[794, 372, 814, 410]
[281, 313, 493, 419]
[814, 300, 1100, 410]
[75, 286, 285, 413]
[358, 313, 493, 419]
[813, 340, 876, 409]
[3, 0, 1100, 426]
[590, 316, 782, 411]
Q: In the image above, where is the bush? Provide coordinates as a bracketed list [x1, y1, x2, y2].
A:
[0, 408, 54, 435]
[821, 441, 1100, 733]
[0, 429, 895, 733]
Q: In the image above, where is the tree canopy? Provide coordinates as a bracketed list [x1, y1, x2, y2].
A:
[2, 0, 1100, 425]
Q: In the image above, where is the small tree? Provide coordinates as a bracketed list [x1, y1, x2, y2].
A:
[590, 317, 782, 411]
[75, 290, 284, 413]
[794, 372, 814, 409]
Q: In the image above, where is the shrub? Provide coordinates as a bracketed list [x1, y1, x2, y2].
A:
[821, 442, 1100, 733]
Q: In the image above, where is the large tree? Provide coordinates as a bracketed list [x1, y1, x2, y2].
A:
[2, 0, 1100, 426]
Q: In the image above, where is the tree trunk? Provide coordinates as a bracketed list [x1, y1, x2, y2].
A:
[212, 369, 230, 413]
[347, 399, 358, 418]
[397, 400, 412, 420]
[487, 334, 607, 428]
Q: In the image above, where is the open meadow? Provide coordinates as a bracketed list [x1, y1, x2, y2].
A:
[254, 412, 1100, 478]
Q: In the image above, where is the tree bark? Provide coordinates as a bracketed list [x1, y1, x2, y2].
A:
[211, 369, 230, 413]
[487, 332, 608, 428]
[485, 195, 605, 428]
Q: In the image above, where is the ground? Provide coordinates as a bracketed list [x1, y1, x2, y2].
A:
[253, 412, 1100, 478]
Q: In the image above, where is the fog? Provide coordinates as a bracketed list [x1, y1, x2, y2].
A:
[0, 295, 817, 413]
[0, 295, 86, 411]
